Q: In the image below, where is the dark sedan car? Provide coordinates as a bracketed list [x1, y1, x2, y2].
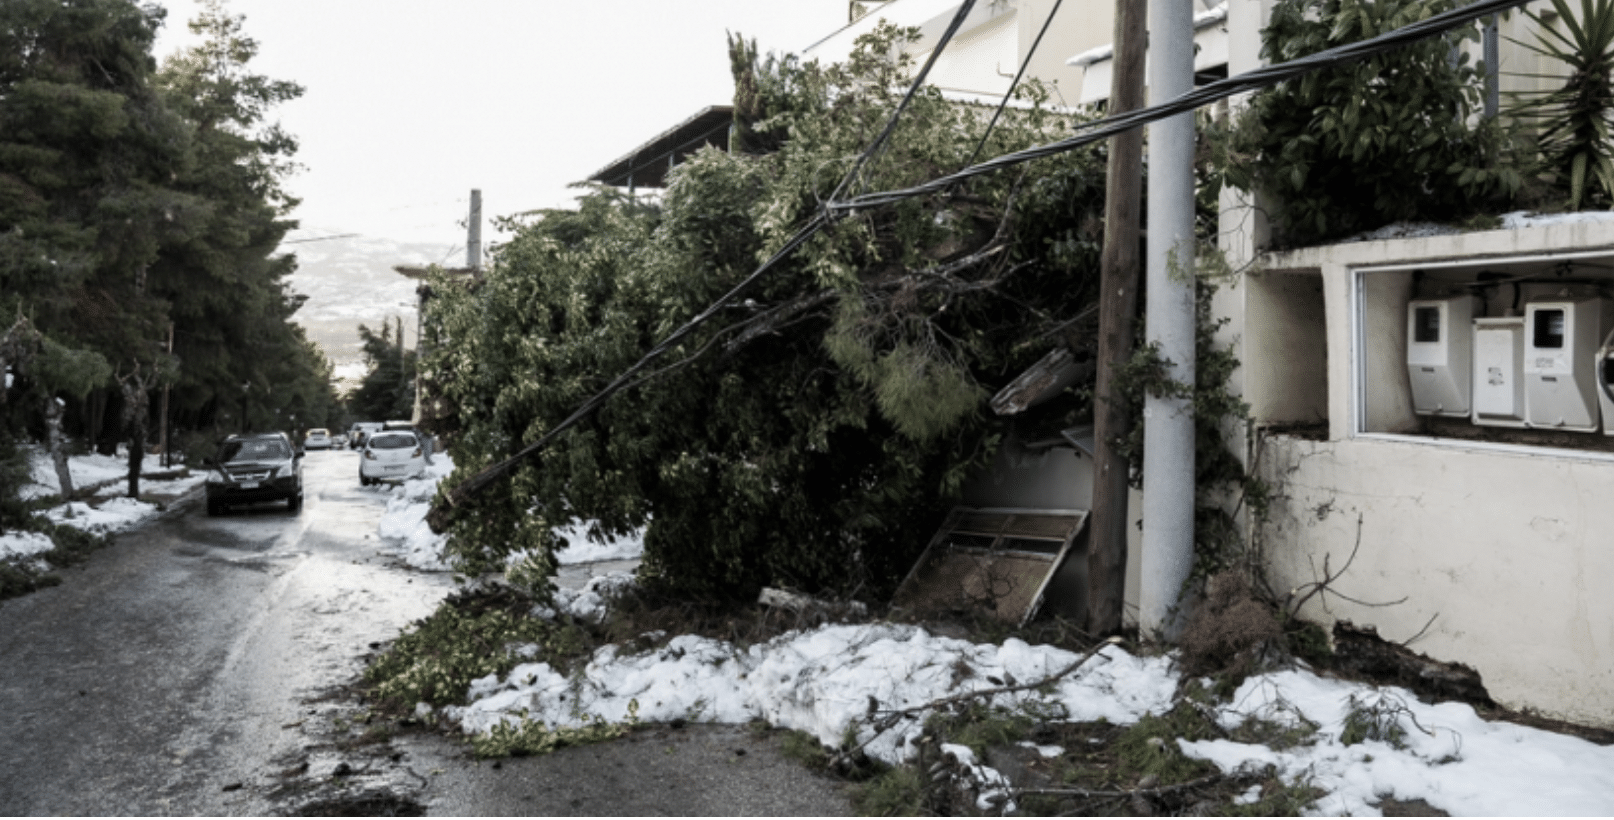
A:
[204, 432, 303, 515]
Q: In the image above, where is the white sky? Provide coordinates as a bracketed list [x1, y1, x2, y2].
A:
[153, 0, 851, 251]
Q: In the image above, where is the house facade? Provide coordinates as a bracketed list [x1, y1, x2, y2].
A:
[818, 0, 1613, 727]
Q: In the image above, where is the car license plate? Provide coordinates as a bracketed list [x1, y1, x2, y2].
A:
[386, 465, 404, 472]
[240, 481, 259, 489]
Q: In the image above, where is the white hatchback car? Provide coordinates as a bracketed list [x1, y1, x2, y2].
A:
[359, 430, 426, 485]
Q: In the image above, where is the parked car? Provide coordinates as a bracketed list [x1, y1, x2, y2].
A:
[349, 421, 382, 450]
[303, 428, 333, 450]
[359, 430, 426, 485]
[205, 432, 303, 515]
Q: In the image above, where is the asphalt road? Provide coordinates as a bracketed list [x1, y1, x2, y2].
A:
[0, 448, 852, 816]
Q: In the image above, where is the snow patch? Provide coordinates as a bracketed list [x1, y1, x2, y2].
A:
[447, 624, 1177, 768]
[376, 455, 456, 571]
[0, 530, 54, 560]
[1180, 670, 1614, 816]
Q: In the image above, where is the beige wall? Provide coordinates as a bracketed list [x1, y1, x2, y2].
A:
[1241, 220, 1614, 728]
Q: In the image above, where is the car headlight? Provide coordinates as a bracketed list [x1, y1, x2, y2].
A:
[206, 471, 225, 484]
[364, 450, 376, 460]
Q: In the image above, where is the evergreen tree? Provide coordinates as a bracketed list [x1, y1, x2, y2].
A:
[425, 24, 1107, 601]
[350, 319, 415, 422]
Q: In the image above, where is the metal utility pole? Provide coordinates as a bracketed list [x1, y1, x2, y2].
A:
[1140, 0, 1197, 638]
[1087, 0, 1148, 637]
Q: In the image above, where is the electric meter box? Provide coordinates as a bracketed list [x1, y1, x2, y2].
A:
[1472, 316, 1527, 428]
[1599, 350, 1614, 436]
[1407, 296, 1476, 416]
[1524, 298, 1611, 432]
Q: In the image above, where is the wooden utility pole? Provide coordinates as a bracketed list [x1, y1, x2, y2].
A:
[1087, 0, 1148, 636]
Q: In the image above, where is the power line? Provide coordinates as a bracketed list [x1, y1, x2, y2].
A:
[827, 0, 1529, 216]
[432, 0, 1528, 520]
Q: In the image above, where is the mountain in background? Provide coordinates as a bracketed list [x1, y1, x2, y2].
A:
[281, 226, 467, 393]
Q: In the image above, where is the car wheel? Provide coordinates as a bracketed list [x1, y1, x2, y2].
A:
[206, 500, 222, 516]
[288, 494, 303, 513]
[359, 472, 370, 487]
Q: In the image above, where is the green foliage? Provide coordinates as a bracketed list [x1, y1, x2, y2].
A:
[348, 318, 416, 422]
[1339, 691, 1412, 748]
[850, 764, 926, 816]
[471, 700, 639, 758]
[1110, 275, 1262, 585]
[777, 728, 832, 769]
[1214, 0, 1520, 246]
[32, 335, 111, 399]
[364, 591, 571, 709]
[0, 0, 333, 450]
[423, 24, 1105, 601]
[1114, 706, 1221, 783]
[1507, 0, 1614, 210]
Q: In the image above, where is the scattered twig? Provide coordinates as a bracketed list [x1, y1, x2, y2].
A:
[1285, 513, 1408, 620]
[828, 638, 1118, 768]
[1013, 768, 1262, 801]
[1398, 612, 1439, 648]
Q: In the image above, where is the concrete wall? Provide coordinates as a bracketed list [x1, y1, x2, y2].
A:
[1243, 219, 1614, 728]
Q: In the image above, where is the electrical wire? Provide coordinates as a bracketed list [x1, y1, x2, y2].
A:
[827, 0, 1531, 217]
[436, 0, 1529, 515]
[441, 213, 830, 507]
[829, 0, 979, 203]
[961, 0, 1066, 169]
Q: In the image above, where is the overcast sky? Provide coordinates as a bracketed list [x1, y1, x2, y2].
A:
[153, 1, 850, 254]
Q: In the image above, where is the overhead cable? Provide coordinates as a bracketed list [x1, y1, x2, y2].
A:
[434, 0, 1526, 518]
[961, 0, 1066, 168]
[827, 0, 1531, 216]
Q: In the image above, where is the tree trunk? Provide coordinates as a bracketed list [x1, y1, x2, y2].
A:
[120, 377, 148, 499]
[97, 388, 122, 456]
[43, 395, 74, 499]
[1087, 0, 1148, 637]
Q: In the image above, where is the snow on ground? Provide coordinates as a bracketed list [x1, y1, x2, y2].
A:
[552, 520, 645, 565]
[0, 530, 54, 561]
[1500, 209, 1614, 230]
[376, 456, 457, 571]
[19, 446, 190, 500]
[446, 623, 1178, 767]
[1184, 670, 1614, 816]
[444, 615, 1614, 816]
[14, 445, 205, 536]
[376, 454, 1614, 816]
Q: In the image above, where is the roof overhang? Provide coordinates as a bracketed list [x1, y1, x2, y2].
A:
[588, 105, 735, 190]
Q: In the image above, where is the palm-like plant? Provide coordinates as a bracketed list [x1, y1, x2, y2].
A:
[1509, 0, 1614, 210]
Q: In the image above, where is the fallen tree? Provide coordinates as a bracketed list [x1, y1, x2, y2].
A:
[421, 24, 1109, 602]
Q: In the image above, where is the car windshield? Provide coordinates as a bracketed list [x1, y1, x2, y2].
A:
[218, 438, 291, 463]
[308, 429, 328, 437]
[369, 434, 417, 450]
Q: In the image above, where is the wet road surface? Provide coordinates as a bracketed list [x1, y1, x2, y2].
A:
[0, 448, 852, 816]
